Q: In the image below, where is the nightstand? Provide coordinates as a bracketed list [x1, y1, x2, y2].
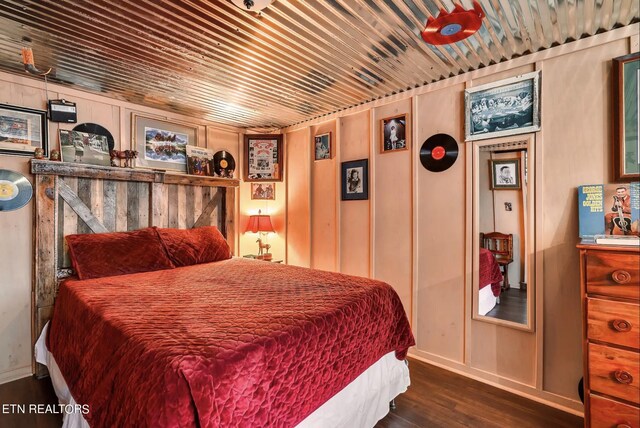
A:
[243, 254, 283, 263]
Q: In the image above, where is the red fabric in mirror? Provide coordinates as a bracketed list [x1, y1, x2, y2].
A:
[66, 227, 175, 280]
[157, 226, 231, 267]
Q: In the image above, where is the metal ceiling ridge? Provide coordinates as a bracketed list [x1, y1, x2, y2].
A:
[278, 24, 639, 134]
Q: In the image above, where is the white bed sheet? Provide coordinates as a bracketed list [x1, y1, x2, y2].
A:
[35, 323, 410, 428]
[478, 283, 498, 316]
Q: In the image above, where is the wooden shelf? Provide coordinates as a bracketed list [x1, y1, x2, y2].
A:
[30, 159, 239, 188]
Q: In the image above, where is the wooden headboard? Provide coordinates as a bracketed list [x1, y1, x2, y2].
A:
[31, 159, 239, 376]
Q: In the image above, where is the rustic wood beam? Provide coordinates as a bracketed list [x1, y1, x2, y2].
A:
[58, 180, 109, 234]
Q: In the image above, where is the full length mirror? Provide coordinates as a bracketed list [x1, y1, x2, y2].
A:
[471, 135, 535, 331]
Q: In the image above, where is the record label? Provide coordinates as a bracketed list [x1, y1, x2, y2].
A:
[0, 170, 33, 211]
[420, 134, 459, 172]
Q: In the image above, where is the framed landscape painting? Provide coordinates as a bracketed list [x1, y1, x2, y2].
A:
[613, 52, 640, 181]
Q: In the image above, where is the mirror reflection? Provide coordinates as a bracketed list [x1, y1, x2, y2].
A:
[476, 141, 530, 326]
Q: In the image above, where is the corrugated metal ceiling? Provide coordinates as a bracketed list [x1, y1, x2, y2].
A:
[0, 0, 637, 129]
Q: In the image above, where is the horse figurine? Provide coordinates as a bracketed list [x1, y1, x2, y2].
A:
[110, 150, 138, 168]
[256, 238, 271, 257]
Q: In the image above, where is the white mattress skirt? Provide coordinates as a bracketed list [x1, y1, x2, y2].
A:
[36, 323, 410, 428]
[478, 283, 498, 316]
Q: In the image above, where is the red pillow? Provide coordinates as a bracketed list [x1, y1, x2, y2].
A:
[66, 227, 175, 280]
[156, 226, 232, 267]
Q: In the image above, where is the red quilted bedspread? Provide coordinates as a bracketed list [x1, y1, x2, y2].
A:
[479, 248, 503, 297]
[47, 258, 415, 428]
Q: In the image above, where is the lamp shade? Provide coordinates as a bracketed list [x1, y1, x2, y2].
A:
[246, 213, 275, 233]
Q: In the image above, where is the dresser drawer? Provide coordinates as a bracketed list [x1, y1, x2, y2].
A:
[590, 394, 640, 428]
[589, 343, 640, 404]
[586, 252, 640, 300]
[588, 298, 640, 349]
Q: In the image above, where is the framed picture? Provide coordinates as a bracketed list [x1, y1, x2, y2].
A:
[244, 134, 283, 182]
[613, 52, 639, 181]
[59, 130, 112, 167]
[0, 104, 48, 157]
[490, 158, 521, 190]
[341, 159, 369, 200]
[251, 183, 275, 200]
[465, 71, 541, 141]
[314, 132, 331, 160]
[186, 145, 214, 176]
[380, 114, 409, 153]
[131, 113, 198, 172]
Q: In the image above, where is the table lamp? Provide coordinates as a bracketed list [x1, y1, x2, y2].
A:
[245, 209, 275, 260]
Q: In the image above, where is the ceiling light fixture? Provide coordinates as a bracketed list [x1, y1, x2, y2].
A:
[421, 1, 485, 45]
[230, 0, 275, 13]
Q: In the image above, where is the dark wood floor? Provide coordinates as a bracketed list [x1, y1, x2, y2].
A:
[0, 357, 582, 428]
[486, 287, 528, 324]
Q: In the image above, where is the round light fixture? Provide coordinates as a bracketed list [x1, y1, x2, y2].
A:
[230, 0, 275, 12]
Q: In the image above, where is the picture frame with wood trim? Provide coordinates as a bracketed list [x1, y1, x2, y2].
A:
[132, 113, 198, 172]
[380, 114, 409, 153]
[490, 158, 521, 190]
[613, 52, 640, 181]
[244, 134, 283, 182]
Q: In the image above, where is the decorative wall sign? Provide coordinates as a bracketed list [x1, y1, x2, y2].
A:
[132, 113, 198, 172]
[0, 104, 48, 157]
[244, 134, 283, 182]
[0, 169, 33, 211]
[465, 71, 541, 141]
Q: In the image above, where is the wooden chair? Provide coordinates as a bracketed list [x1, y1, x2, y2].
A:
[480, 232, 514, 291]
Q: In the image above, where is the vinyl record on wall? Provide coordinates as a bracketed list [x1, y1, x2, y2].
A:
[73, 123, 115, 152]
[420, 133, 459, 172]
[0, 169, 33, 212]
[213, 150, 236, 178]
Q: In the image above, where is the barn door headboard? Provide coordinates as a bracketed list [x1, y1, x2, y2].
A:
[31, 159, 239, 377]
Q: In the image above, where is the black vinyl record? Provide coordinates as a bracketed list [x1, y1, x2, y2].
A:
[73, 123, 115, 151]
[213, 151, 236, 178]
[420, 133, 459, 172]
[0, 169, 33, 212]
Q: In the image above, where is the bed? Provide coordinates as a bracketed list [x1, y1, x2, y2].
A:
[478, 248, 503, 316]
[35, 226, 415, 428]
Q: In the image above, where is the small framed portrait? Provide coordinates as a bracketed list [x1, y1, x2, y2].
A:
[465, 71, 541, 141]
[0, 104, 48, 157]
[490, 158, 521, 190]
[613, 52, 639, 181]
[341, 159, 369, 201]
[314, 132, 331, 160]
[244, 134, 283, 182]
[380, 114, 409, 153]
[251, 183, 275, 200]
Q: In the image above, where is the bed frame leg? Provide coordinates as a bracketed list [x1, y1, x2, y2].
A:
[389, 399, 396, 410]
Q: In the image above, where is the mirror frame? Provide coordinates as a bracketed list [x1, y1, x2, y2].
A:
[468, 134, 536, 332]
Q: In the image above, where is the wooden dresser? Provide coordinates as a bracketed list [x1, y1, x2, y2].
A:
[578, 244, 640, 428]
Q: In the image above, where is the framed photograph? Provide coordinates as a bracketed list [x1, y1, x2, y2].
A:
[132, 113, 198, 172]
[186, 145, 214, 176]
[251, 183, 275, 200]
[380, 114, 409, 153]
[341, 159, 369, 200]
[314, 132, 331, 160]
[244, 134, 283, 182]
[0, 104, 48, 157]
[59, 130, 113, 166]
[490, 158, 521, 190]
[613, 52, 639, 181]
[465, 71, 541, 141]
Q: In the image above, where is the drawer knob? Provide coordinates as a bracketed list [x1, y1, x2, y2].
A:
[613, 370, 633, 384]
[611, 270, 631, 284]
[611, 319, 632, 332]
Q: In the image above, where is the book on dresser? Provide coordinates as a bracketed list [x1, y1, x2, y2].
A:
[578, 182, 640, 240]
